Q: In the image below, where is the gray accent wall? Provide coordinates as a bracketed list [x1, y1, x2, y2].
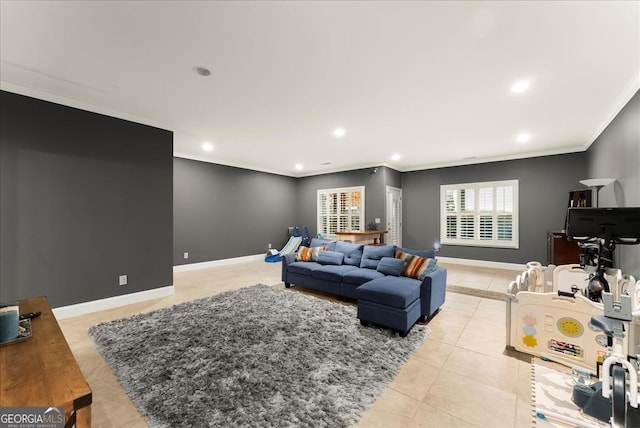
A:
[3, 88, 636, 310]
[401, 152, 588, 264]
[384, 167, 402, 189]
[585, 90, 639, 277]
[0, 91, 173, 308]
[173, 158, 298, 265]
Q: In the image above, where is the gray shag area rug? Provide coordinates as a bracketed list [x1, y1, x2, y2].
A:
[89, 284, 429, 428]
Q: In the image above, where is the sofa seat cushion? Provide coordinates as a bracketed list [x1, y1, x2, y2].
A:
[342, 269, 385, 286]
[288, 261, 322, 276]
[357, 277, 421, 309]
[311, 264, 359, 282]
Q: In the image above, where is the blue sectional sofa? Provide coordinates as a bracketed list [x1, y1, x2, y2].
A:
[281, 238, 447, 334]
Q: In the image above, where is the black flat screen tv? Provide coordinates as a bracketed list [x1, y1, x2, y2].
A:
[566, 207, 640, 244]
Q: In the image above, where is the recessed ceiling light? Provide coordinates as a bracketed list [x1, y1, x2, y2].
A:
[517, 133, 531, 143]
[510, 80, 530, 93]
[390, 154, 401, 161]
[202, 142, 214, 151]
[193, 66, 211, 77]
[332, 128, 346, 138]
[295, 163, 303, 171]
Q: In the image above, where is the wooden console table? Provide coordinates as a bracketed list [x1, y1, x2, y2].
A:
[0, 296, 92, 427]
[335, 230, 388, 245]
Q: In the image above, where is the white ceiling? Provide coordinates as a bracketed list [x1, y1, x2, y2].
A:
[1, 1, 639, 177]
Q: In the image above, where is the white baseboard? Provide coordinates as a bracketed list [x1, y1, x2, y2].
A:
[52, 255, 266, 319]
[175, 254, 525, 273]
[173, 254, 264, 272]
[53, 285, 175, 320]
[436, 256, 526, 271]
[55, 254, 521, 320]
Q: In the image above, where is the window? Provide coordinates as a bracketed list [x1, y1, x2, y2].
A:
[440, 180, 518, 248]
[317, 186, 365, 239]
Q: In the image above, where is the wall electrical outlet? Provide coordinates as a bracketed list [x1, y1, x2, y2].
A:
[119, 275, 128, 286]
[268, 243, 272, 249]
[183, 252, 189, 259]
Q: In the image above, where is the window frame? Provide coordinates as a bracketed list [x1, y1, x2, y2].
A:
[440, 179, 519, 249]
[317, 186, 365, 240]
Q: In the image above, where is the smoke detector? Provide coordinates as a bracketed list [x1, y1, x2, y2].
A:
[193, 66, 211, 76]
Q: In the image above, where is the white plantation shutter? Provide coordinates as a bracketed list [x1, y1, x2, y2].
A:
[497, 215, 513, 241]
[440, 180, 519, 248]
[479, 215, 493, 240]
[388, 193, 401, 245]
[479, 187, 492, 212]
[496, 185, 514, 241]
[318, 193, 328, 235]
[460, 188, 474, 211]
[460, 215, 475, 239]
[317, 187, 365, 239]
[446, 215, 457, 239]
[496, 186, 513, 212]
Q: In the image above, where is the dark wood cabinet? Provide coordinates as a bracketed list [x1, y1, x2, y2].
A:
[548, 230, 582, 265]
[552, 189, 591, 265]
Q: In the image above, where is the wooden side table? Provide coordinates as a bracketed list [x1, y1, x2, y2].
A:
[0, 296, 92, 427]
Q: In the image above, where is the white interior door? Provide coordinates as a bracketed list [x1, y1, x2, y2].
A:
[386, 186, 402, 247]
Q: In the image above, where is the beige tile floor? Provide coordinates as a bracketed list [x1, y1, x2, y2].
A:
[57, 260, 535, 428]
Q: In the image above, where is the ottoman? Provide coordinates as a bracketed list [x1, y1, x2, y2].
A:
[356, 276, 422, 337]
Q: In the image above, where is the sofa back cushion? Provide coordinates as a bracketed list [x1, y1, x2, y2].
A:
[317, 250, 344, 266]
[396, 250, 438, 280]
[360, 245, 396, 270]
[376, 257, 404, 276]
[335, 241, 364, 266]
[396, 247, 436, 259]
[310, 238, 336, 251]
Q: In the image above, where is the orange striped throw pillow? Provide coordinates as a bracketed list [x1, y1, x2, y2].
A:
[296, 245, 327, 262]
[395, 250, 437, 280]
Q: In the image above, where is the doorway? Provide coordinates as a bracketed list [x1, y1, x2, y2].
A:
[386, 186, 402, 247]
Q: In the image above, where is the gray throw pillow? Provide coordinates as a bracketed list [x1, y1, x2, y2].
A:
[317, 250, 344, 266]
[376, 257, 405, 276]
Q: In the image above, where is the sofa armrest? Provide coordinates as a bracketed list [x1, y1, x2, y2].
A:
[281, 253, 297, 283]
[419, 266, 447, 319]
